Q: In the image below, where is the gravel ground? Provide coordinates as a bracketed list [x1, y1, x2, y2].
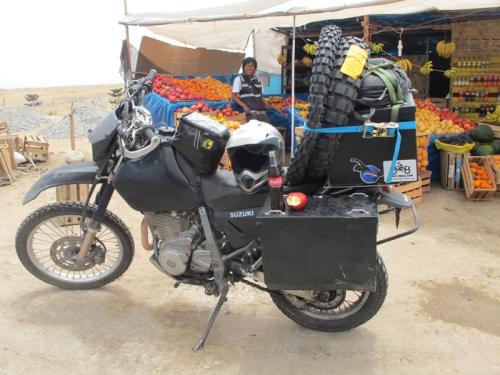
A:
[0, 106, 57, 132]
[0, 98, 111, 138]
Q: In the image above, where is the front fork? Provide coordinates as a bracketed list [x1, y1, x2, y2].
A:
[78, 182, 115, 259]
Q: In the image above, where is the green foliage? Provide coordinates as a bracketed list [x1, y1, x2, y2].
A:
[108, 88, 124, 106]
[25, 94, 42, 106]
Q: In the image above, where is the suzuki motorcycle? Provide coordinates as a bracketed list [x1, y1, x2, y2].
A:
[15, 70, 419, 351]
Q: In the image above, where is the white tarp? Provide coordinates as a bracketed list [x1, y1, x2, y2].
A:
[121, 0, 500, 72]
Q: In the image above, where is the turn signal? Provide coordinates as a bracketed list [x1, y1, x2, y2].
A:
[286, 192, 308, 211]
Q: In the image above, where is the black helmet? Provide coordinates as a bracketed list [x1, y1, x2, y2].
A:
[242, 57, 258, 70]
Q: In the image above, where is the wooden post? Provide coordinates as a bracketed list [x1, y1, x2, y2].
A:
[69, 103, 75, 151]
[363, 15, 370, 42]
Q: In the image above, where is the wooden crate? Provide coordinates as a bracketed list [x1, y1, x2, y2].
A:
[56, 184, 90, 202]
[461, 156, 497, 201]
[0, 144, 15, 185]
[0, 135, 19, 170]
[219, 150, 232, 170]
[295, 126, 304, 144]
[394, 179, 423, 205]
[0, 122, 8, 135]
[489, 155, 500, 192]
[440, 151, 468, 191]
[23, 135, 49, 162]
[419, 170, 432, 193]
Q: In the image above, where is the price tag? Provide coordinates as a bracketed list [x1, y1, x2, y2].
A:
[340, 45, 368, 80]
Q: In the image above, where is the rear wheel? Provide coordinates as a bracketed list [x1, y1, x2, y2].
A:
[15, 202, 134, 290]
[270, 254, 387, 332]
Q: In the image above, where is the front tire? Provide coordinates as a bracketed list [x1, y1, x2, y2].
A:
[270, 255, 388, 332]
[15, 201, 134, 290]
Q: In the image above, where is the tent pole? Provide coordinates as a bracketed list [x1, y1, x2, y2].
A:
[123, 0, 132, 81]
[290, 15, 296, 159]
[252, 30, 256, 58]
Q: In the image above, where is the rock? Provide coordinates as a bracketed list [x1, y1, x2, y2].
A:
[13, 151, 27, 165]
[65, 150, 85, 164]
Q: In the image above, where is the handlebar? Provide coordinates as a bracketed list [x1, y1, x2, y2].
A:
[143, 69, 157, 86]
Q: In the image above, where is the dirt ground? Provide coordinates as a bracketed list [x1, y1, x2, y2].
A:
[0, 84, 118, 117]
[1, 138, 499, 375]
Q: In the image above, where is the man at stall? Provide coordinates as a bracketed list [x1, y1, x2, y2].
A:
[232, 57, 269, 122]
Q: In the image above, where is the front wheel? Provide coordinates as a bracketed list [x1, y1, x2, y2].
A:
[15, 202, 134, 290]
[270, 255, 388, 332]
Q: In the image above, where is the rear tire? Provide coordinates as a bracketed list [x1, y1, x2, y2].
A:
[286, 25, 342, 185]
[305, 36, 369, 181]
[270, 254, 387, 332]
[16, 201, 134, 290]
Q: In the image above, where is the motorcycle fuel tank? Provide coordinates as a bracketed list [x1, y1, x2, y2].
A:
[113, 145, 203, 212]
[88, 110, 119, 166]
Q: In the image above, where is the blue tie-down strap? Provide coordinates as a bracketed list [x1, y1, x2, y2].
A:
[302, 121, 416, 183]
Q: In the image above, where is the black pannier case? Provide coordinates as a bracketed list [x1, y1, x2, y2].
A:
[328, 92, 417, 186]
[173, 112, 230, 176]
[256, 195, 378, 291]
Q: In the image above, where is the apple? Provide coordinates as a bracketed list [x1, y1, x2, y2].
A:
[286, 192, 308, 211]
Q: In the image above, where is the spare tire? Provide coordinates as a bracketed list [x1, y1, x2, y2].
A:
[355, 57, 411, 110]
[286, 25, 342, 185]
[305, 36, 369, 181]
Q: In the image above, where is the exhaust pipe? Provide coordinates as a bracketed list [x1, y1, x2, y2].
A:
[141, 216, 153, 251]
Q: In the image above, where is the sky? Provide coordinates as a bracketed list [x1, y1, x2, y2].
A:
[0, 0, 236, 89]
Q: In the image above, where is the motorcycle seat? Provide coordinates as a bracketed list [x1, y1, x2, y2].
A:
[200, 169, 324, 212]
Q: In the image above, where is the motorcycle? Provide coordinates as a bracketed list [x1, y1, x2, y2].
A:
[15, 70, 419, 351]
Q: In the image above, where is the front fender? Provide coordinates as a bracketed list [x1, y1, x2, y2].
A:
[23, 161, 100, 205]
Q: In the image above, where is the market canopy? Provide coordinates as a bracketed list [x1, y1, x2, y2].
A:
[121, 0, 500, 51]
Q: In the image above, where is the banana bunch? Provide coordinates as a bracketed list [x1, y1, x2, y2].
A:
[436, 41, 456, 59]
[396, 58, 413, 72]
[370, 43, 384, 54]
[443, 68, 457, 78]
[485, 106, 500, 122]
[420, 61, 433, 75]
[303, 41, 318, 55]
[277, 53, 286, 65]
[301, 56, 313, 67]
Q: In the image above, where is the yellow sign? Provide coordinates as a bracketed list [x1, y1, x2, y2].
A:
[201, 138, 214, 150]
[340, 45, 368, 80]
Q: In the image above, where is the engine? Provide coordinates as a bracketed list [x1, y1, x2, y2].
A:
[146, 212, 212, 276]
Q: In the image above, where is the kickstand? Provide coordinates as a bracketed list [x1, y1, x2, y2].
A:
[192, 285, 229, 352]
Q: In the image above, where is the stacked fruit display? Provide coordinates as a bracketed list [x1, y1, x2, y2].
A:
[265, 96, 308, 113]
[468, 161, 495, 189]
[416, 134, 429, 172]
[152, 74, 232, 102]
[416, 99, 476, 134]
[175, 102, 240, 116]
[470, 124, 500, 156]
